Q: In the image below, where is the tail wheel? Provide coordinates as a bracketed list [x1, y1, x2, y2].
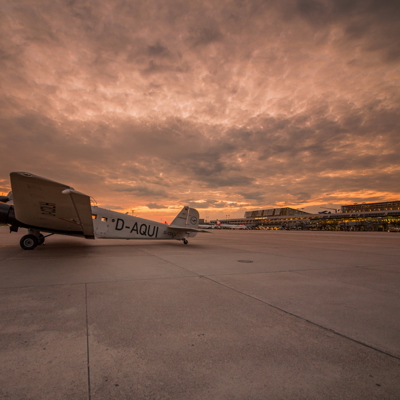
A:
[20, 234, 39, 250]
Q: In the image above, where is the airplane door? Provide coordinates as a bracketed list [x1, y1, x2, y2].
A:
[96, 217, 108, 237]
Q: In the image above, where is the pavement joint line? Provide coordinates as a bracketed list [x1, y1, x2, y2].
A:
[141, 248, 356, 271]
[176, 265, 363, 279]
[203, 276, 400, 362]
[0, 255, 21, 263]
[211, 249, 375, 269]
[130, 249, 337, 279]
[85, 283, 92, 400]
[0, 274, 202, 291]
[289, 269, 400, 296]
[0, 264, 396, 291]
[355, 265, 400, 273]
[0, 250, 23, 263]
[0, 266, 366, 290]
[140, 249, 204, 276]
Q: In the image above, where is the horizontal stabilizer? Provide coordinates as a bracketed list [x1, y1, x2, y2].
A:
[168, 225, 211, 233]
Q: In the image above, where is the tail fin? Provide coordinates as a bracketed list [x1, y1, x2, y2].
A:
[170, 206, 199, 228]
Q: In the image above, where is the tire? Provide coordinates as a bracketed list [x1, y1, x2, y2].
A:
[20, 234, 38, 250]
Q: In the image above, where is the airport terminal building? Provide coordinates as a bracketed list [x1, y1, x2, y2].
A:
[209, 201, 400, 231]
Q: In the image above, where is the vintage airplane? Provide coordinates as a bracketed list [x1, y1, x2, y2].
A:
[0, 172, 210, 250]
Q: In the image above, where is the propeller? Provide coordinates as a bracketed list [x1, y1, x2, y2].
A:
[0, 191, 12, 203]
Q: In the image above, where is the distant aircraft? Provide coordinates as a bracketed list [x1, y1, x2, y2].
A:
[0, 172, 210, 250]
[213, 220, 248, 229]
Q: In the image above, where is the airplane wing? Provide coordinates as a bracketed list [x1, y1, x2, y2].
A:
[168, 225, 211, 233]
[10, 172, 94, 238]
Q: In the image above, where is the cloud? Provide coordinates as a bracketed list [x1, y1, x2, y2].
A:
[185, 200, 247, 209]
[114, 185, 168, 198]
[0, 0, 399, 219]
[146, 203, 167, 209]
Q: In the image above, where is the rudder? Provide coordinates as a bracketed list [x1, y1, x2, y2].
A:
[171, 206, 199, 228]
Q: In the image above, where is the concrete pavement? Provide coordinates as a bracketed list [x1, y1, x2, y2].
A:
[0, 227, 399, 399]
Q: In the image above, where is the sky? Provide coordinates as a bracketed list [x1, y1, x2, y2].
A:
[1, 0, 399, 222]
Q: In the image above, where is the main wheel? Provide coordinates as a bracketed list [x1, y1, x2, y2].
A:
[183, 239, 188, 245]
[20, 235, 38, 250]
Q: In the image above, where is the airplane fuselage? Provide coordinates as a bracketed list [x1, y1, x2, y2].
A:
[92, 206, 194, 240]
[0, 203, 197, 241]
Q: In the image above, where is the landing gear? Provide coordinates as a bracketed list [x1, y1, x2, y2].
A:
[38, 234, 45, 246]
[20, 234, 38, 250]
[183, 239, 188, 245]
[19, 230, 48, 250]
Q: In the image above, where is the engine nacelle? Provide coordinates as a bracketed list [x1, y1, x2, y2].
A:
[0, 203, 22, 228]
